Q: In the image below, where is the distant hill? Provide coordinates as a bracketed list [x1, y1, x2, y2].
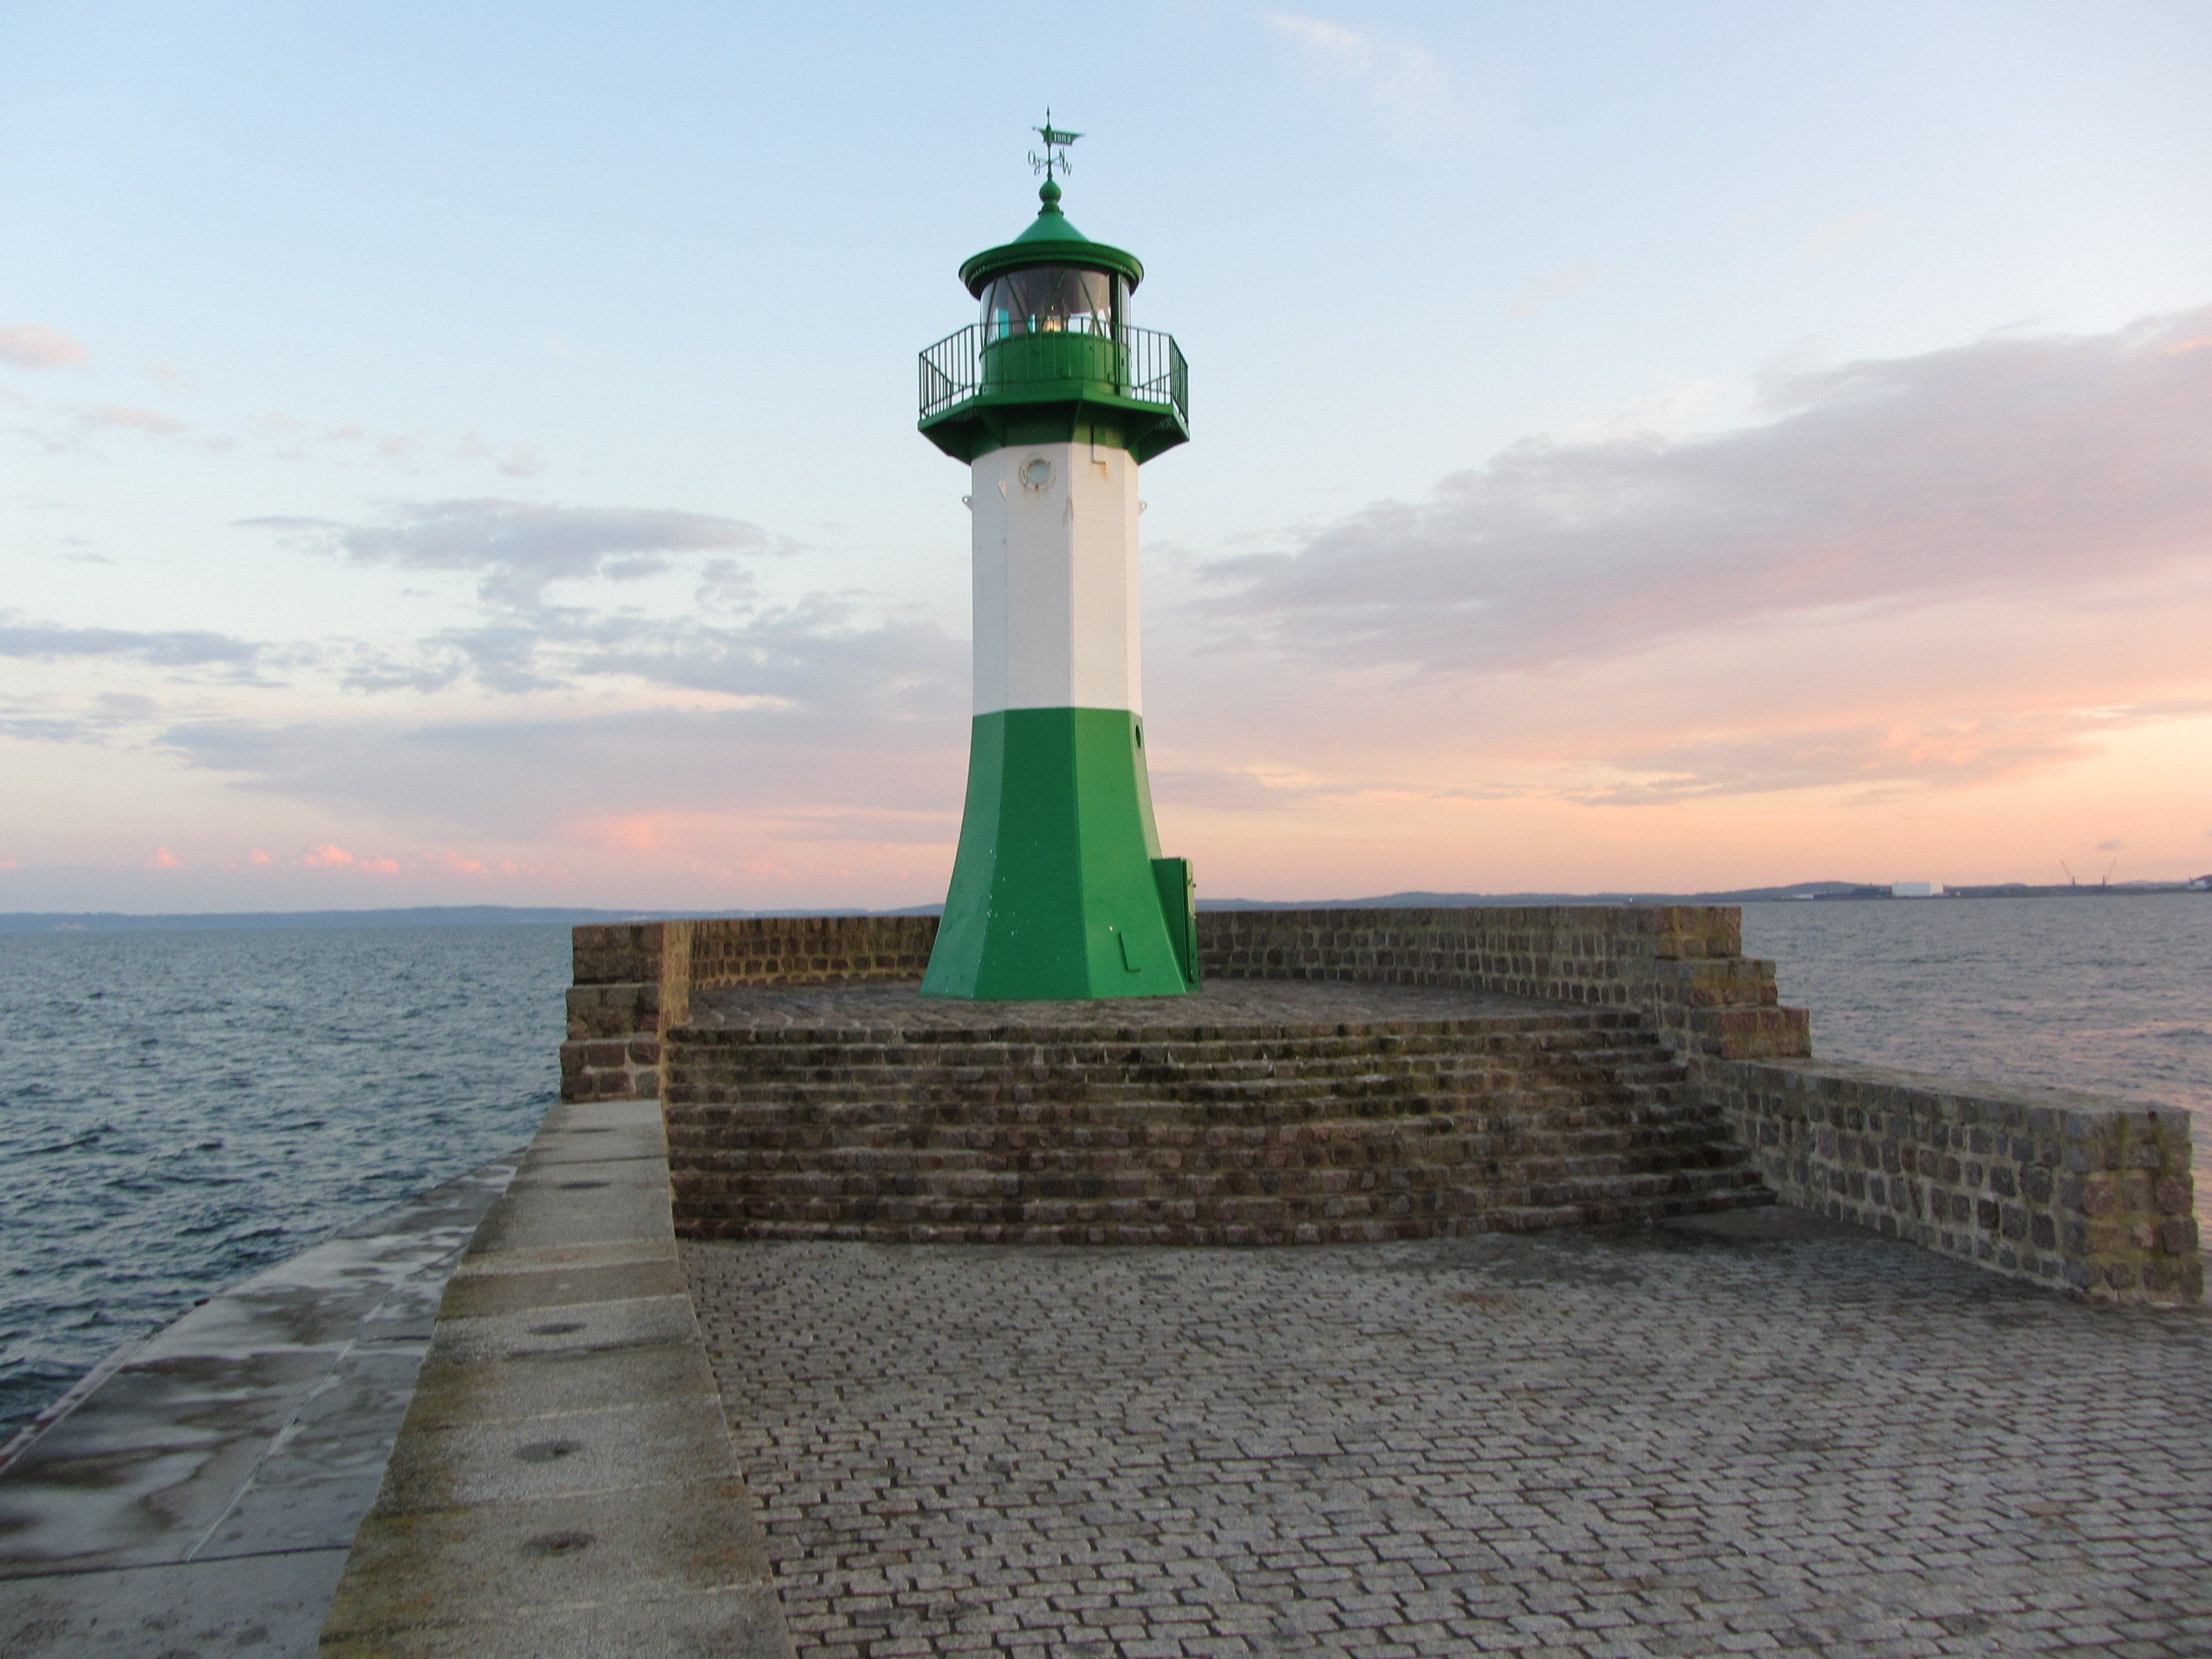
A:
[4, 880, 2198, 935]
[0, 905, 888, 935]
[1195, 882, 1892, 910]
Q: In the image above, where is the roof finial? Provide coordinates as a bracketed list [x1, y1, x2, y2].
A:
[1028, 110, 1081, 206]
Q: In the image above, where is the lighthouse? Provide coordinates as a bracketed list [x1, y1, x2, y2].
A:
[917, 122, 1197, 1000]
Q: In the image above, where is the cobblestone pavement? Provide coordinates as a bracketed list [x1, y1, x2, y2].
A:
[685, 1212, 2212, 1658]
[684, 980, 1560, 1035]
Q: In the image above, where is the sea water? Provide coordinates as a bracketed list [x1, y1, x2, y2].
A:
[2, 899, 2207, 1439]
[1741, 894, 2212, 1234]
[0, 925, 567, 1437]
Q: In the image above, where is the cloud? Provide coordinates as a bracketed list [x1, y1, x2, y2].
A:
[247, 497, 781, 609]
[0, 324, 89, 370]
[1580, 714, 2097, 806]
[1265, 13, 1469, 134]
[147, 846, 178, 869]
[158, 699, 966, 842]
[1801, 212, 1887, 262]
[84, 405, 184, 434]
[1200, 306, 2212, 677]
[456, 434, 547, 478]
[323, 583, 965, 709]
[0, 619, 261, 668]
[1507, 266, 1598, 317]
[556, 600, 963, 712]
[295, 842, 399, 873]
[1148, 766, 1341, 811]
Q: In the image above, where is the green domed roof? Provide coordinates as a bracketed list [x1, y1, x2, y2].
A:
[958, 179, 1144, 297]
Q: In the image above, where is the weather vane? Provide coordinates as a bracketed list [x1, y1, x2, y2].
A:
[1027, 110, 1082, 181]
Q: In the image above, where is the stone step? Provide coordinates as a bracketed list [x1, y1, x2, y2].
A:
[679, 1137, 1758, 1192]
[666, 1090, 1726, 1133]
[668, 1044, 1690, 1087]
[1473, 1185, 1778, 1232]
[670, 1079, 1697, 1119]
[661, 991, 1772, 1248]
[667, 1051, 1691, 1092]
[663, 1106, 1734, 1141]
[672, 1081, 1694, 1120]
[668, 1027, 1671, 1069]
[687, 1169, 1775, 1243]
[672, 1132, 1743, 1167]
[677, 1007, 1650, 1041]
[676, 1016, 1668, 1046]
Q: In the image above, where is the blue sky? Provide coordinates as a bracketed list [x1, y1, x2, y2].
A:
[5, 2, 2210, 909]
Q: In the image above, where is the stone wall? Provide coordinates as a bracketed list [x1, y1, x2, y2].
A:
[1195, 906, 1811, 1063]
[663, 1000, 1770, 1246]
[560, 906, 2201, 1305]
[1709, 1058, 2202, 1304]
[562, 917, 937, 1101]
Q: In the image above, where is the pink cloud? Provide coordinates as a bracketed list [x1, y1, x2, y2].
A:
[1203, 305, 2212, 677]
[431, 849, 486, 873]
[0, 323, 89, 370]
[297, 842, 399, 873]
[85, 405, 185, 435]
[147, 846, 179, 869]
[249, 846, 271, 865]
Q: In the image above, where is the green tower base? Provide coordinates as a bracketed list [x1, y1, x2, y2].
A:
[922, 707, 1199, 1000]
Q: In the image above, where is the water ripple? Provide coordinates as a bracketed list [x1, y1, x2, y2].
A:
[1741, 894, 2212, 1233]
[0, 923, 565, 1436]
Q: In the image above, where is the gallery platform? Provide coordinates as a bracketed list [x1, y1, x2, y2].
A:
[660, 978, 1772, 1245]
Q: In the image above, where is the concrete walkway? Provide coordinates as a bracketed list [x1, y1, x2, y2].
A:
[0, 1154, 519, 1657]
[10, 1097, 2206, 1658]
[687, 1214, 2212, 1658]
[316, 1095, 792, 1657]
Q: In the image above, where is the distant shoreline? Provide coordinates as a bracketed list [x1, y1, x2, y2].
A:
[2, 883, 2203, 934]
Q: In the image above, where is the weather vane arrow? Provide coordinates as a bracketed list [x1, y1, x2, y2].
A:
[1027, 110, 1082, 181]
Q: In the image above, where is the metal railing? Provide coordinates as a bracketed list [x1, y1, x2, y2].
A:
[919, 324, 1188, 426]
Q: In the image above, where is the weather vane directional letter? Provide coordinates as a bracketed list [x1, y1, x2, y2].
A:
[1028, 110, 1082, 181]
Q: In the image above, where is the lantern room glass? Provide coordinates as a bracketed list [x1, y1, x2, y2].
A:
[980, 268, 1127, 339]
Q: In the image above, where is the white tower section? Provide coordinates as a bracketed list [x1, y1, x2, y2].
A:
[969, 441, 1142, 718]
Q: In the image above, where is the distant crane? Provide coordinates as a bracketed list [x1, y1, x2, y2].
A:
[2060, 859, 2078, 887]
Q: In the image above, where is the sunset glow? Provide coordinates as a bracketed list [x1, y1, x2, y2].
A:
[3, 3, 2208, 912]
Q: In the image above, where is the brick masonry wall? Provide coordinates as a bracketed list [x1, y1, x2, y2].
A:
[1194, 906, 1811, 1064]
[663, 1011, 1771, 1246]
[562, 917, 937, 1102]
[560, 906, 2201, 1305]
[1710, 1058, 2203, 1305]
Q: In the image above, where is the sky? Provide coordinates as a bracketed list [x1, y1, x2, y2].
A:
[4, 0, 2210, 912]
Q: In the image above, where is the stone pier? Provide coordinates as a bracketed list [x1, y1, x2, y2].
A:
[563, 906, 2200, 1306]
